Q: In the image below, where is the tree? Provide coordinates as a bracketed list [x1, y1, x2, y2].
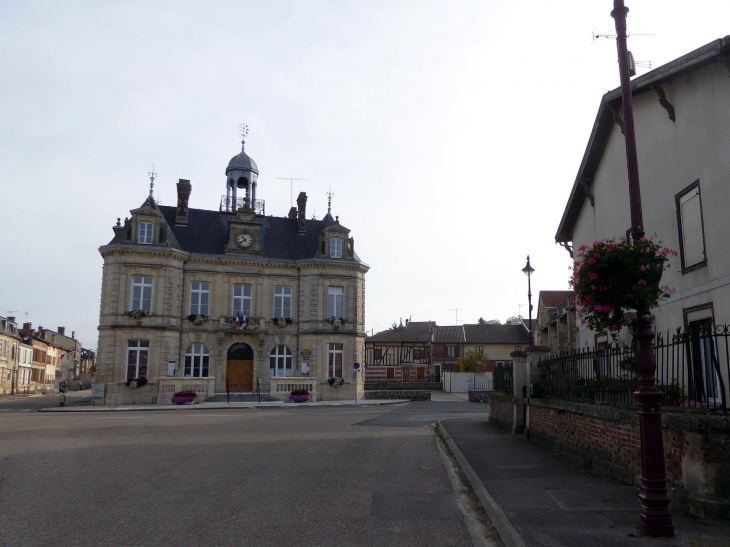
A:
[457, 349, 489, 372]
[505, 315, 523, 325]
[485, 319, 501, 325]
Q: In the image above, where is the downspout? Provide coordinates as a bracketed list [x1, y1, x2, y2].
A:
[178, 258, 187, 380]
[296, 265, 301, 375]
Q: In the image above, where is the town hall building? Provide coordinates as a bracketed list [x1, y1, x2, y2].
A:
[95, 137, 368, 405]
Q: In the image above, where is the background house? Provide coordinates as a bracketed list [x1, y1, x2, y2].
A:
[364, 321, 434, 381]
[0, 316, 20, 394]
[533, 290, 576, 353]
[463, 323, 530, 371]
[432, 325, 465, 374]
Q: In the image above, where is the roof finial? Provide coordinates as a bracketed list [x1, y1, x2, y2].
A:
[148, 164, 157, 197]
[239, 123, 249, 151]
[326, 186, 334, 214]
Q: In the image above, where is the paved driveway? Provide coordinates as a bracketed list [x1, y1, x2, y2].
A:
[0, 400, 495, 547]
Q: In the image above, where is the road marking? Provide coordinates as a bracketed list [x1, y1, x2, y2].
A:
[0, 409, 12, 412]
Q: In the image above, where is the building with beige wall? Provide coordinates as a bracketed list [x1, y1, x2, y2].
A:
[0, 316, 20, 394]
[533, 290, 576, 354]
[96, 140, 368, 405]
[462, 323, 530, 372]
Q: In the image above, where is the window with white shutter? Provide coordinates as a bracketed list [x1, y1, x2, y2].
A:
[676, 182, 707, 271]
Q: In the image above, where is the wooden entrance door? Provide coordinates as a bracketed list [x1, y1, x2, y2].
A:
[402, 367, 410, 382]
[227, 360, 254, 392]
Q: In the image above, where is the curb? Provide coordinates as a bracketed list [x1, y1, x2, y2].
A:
[437, 420, 528, 547]
[37, 399, 410, 413]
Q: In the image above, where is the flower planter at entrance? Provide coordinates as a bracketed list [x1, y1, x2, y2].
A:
[171, 396, 196, 405]
[290, 394, 311, 403]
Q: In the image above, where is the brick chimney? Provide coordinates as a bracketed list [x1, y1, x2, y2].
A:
[296, 192, 307, 234]
[176, 179, 192, 225]
[7, 316, 15, 323]
[58, 326, 65, 336]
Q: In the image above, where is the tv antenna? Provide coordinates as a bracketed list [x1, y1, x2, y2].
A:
[6, 311, 28, 323]
[277, 177, 308, 208]
[592, 30, 653, 74]
[449, 308, 461, 325]
[592, 30, 655, 41]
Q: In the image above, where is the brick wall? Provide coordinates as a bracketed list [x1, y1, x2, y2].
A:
[489, 393, 513, 431]
[527, 398, 730, 518]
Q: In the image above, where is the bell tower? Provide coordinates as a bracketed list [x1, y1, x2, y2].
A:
[224, 124, 259, 212]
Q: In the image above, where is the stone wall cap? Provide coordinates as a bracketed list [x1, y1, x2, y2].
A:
[526, 345, 551, 353]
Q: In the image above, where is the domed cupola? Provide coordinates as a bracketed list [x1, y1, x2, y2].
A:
[224, 124, 259, 212]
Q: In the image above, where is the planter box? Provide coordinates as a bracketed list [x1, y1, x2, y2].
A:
[171, 396, 196, 405]
[290, 394, 311, 403]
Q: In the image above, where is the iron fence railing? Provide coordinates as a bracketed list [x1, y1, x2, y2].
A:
[536, 323, 730, 412]
[494, 366, 513, 394]
[220, 196, 265, 215]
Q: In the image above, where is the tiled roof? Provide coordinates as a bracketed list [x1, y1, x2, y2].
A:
[538, 290, 574, 308]
[367, 321, 435, 343]
[463, 324, 530, 344]
[433, 325, 465, 343]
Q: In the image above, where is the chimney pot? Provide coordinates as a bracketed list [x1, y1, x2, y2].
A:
[296, 192, 307, 234]
[7, 316, 15, 323]
[58, 326, 65, 335]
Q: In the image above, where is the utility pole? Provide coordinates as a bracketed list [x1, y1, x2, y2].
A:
[277, 178, 308, 208]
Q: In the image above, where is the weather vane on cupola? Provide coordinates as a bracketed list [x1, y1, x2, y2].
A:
[239, 123, 249, 150]
[326, 187, 334, 214]
[148, 164, 157, 197]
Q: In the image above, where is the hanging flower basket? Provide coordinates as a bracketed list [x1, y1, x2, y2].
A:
[570, 235, 677, 332]
[187, 314, 208, 325]
[273, 317, 292, 328]
[128, 310, 150, 320]
[327, 317, 346, 330]
[327, 376, 345, 387]
[126, 377, 148, 389]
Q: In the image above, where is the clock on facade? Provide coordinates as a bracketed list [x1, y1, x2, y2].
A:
[236, 233, 253, 248]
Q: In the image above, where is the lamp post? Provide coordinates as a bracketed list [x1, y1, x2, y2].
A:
[522, 256, 535, 346]
[610, 0, 673, 536]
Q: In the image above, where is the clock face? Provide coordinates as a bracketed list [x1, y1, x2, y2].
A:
[237, 233, 252, 248]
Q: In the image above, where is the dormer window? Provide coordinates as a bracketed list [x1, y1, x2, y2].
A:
[330, 237, 342, 258]
[138, 222, 153, 244]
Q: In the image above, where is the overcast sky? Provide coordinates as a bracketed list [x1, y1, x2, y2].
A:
[1, 1, 728, 349]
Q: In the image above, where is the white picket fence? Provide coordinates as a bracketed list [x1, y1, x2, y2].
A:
[442, 372, 493, 393]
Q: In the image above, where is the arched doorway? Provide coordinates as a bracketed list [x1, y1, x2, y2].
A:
[227, 343, 254, 392]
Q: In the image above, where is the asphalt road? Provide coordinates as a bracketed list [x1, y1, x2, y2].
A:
[0, 389, 92, 412]
[0, 397, 496, 547]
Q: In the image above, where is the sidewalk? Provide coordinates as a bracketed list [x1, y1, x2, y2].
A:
[39, 398, 408, 412]
[439, 419, 730, 547]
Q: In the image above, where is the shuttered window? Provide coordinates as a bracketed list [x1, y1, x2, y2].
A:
[677, 183, 706, 271]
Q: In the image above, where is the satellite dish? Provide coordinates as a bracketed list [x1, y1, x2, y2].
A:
[628, 50, 636, 77]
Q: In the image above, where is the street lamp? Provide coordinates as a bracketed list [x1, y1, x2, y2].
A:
[522, 256, 535, 346]
[611, 0, 673, 537]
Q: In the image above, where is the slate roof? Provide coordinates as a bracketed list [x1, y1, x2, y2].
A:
[227, 149, 259, 174]
[367, 321, 435, 343]
[106, 207, 364, 263]
[539, 291, 573, 308]
[463, 324, 530, 345]
[521, 318, 536, 332]
[433, 325, 465, 344]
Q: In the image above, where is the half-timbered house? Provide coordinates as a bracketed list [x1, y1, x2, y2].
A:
[364, 321, 434, 381]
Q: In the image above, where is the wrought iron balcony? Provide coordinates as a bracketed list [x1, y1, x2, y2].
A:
[220, 196, 265, 215]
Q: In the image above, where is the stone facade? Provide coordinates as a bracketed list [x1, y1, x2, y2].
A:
[96, 142, 368, 405]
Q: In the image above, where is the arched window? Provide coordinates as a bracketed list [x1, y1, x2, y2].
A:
[185, 344, 209, 377]
[269, 345, 292, 378]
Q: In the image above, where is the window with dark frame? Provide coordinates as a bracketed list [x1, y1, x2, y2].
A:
[373, 348, 382, 360]
[127, 340, 149, 380]
[475, 346, 483, 355]
[676, 181, 707, 272]
[447, 345, 455, 358]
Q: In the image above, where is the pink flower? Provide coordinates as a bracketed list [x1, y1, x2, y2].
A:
[588, 258, 596, 265]
[588, 273, 599, 281]
[619, 236, 627, 242]
[579, 245, 587, 251]
[637, 279, 647, 286]
[594, 305, 604, 312]
[639, 237, 648, 242]
[603, 305, 612, 312]
[593, 241, 600, 246]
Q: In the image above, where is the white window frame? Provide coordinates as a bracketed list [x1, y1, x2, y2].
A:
[190, 282, 210, 315]
[232, 283, 253, 316]
[273, 286, 292, 318]
[475, 346, 483, 355]
[269, 345, 293, 378]
[330, 237, 343, 258]
[138, 222, 153, 244]
[130, 275, 153, 313]
[328, 343, 343, 377]
[184, 344, 209, 378]
[327, 286, 344, 318]
[676, 182, 707, 272]
[127, 340, 149, 380]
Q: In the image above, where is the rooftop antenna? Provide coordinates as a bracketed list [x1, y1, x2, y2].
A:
[592, 30, 654, 74]
[148, 164, 157, 197]
[449, 308, 461, 326]
[518, 304, 524, 318]
[277, 177, 308, 208]
[239, 123, 249, 150]
[311, 207, 317, 221]
[326, 187, 334, 214]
